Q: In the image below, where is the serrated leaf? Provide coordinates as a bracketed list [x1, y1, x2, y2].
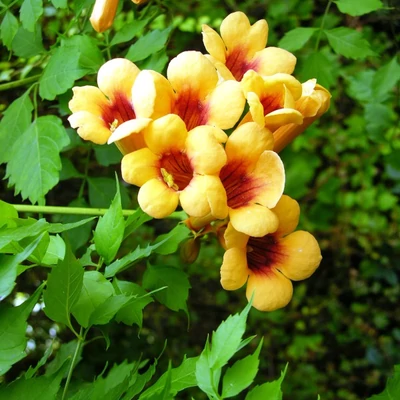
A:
[0, 233, 45, 300]
[245, 364, 288, 400]
[124, 208, 152, 239]
[11, 25, 44, 57]
[94, 180, 125, 264]
[88, 294, 135, 325]
[0, 284, 43, 376]
[278, 27, 318, 51]
[45, 340, 82, 376]
[153, 223, 191, 255]
[324, 27, 375, 59]
[125, 27, 172, 62]
[0, 90, 33, 164]
[39, 46, 89, 100]
[20, 0, 43, 32]
[25, 345, 53, 379]
[50, 0, 67, 8]
[1, 11, 19, 50]
[122, 360, 157, 400]
[0, 201, 18, 228]
[94, 144, 122, 166]
[371, 57, 400, 102]
[335, 0, 383, 16]
[364, 103, 394, 141]
[138, 49, 169, 74]
[299, 51, 334, 89]
[367, 365, 400, 399]
[140, 357, 199, 399]
[71, 271, 115, 328]
[88, 177, 130, 208]
[208, 301, 252, 370]
[221, 339, 263, 398]
[43, 244, 84, 328]
[5, 116, 70, 204]
[48, 217, 96, 234]
[110, 18, 150, 46]
[345, 69, 375, 103]
[142, 264, 190, 313]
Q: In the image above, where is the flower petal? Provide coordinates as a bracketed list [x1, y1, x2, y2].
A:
[220, 248, 249, 290]
[69, 86, 105, 115]
[138, 179, 179, 218]
[97, 58, 140, 100]
[224, 222, 249, 249]
[229, 204, 279, 237]
[246, 268, 293, 311]
[272, 195, 300, 237]
[264, 109, 303, 132]
[144, 114, 187, 154]
[253, 47, 297, 76]
[277, 231, 322, 281]
[202, 24, 226, 63]
[68, 111, 110, 144]
[121, 148, 159, 187]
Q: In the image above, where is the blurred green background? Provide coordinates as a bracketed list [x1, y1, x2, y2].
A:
[1, 0, 399, 398]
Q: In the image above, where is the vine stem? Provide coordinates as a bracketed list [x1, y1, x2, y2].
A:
[315, 0, 333, 51]
[61, 328, 84, 400]
[0, 75, 41, 92]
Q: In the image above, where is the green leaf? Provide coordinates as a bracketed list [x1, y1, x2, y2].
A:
[88, 177, 130, 208]
[299, 51, 334, 89]
[0, 90, 33, 164]
[88, 294, 135, 325]
[0, 284, 43, 375]
[94, 144, 122, 166]
[25, 344, 53, 379]
[45, 340, 82, 376]
[50, 0, 67, 8]
[143, 264, 190, 313]
[367, 365, 400, 399]
[245, 364, 288, 400]
[221, 339, 263, 398]
[114, 279, 153, 329]
[364, 103, 394, 141]
[43, 244, 84, 328]
[94, 180, 125, 264]
[39, 235, 65, 265]
[48, 217, 96, 234]
[140, 357, 199, 399]
[124, 208, 152, 239]
[11, 25, 44, 58]
[71, 271, 115, 328]
[324, 27, 375, 59]
[208, 301, 252, 370]
[125, 27, 172, 62]
[345, 69, 375, 103]
[335, 0, 383, 16]
[5, 116, 70, 204]
[1, 11, 19, 50]
[371, 57, 400, 102]
[20, 0, 43, 32]
[278, 27, 318, 51]
[138, 49, 169, 74]
[110, 18, 150, 46]
[0, 201, 18, 228]
[0, 233, 45, 299]
[122, 360, 157, 400]
[153, 223, 191, 255]
[39, 45, 89, 100]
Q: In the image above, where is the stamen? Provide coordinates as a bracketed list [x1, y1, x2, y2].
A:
[109, 119, 119, 132]
[161, 168, 179, 191]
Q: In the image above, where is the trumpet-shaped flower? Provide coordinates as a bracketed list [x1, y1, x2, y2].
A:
[219, 122, 285, 237]
[241, 71, 304, 132]
[220, 195, 322, 312]
[130, 51, 246, 131]
[90, 0, 119, 33]
[68, 58, 154, 155]
[202, 12, 296, 81]
[121, 114, 228, 219]
[273, 79, 331, 152]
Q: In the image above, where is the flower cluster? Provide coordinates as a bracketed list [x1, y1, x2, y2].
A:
[69, 12, 330, 312]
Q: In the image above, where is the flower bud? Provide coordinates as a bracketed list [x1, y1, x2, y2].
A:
[273, 79, 331, 152]
[180, 238, 201, 264]
[132, 0, 149, 4]
[90, 0, 119, 33]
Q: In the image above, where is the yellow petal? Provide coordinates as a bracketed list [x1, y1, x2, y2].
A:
[252, 150, 285, 208]
[277, 231, 322, 281]
[246, 269, 293, 311]
[272, 195, 300, 237]
[206, 80, 246, 129]
[247, 92, 266, 126]
[97, 58, 140, 100]
[202, 24, 226, 63]
[144, 114, 187, 154]
[90, 0, 118, 33]
[229, 204, 279, 237]
[241, 70, 265, 97]
[108, 118, 151, 144]
[264, 109, 303, 132]
[167, 51, 218, 99]
[254, 47, 296, 76]
[186, 126, 227, 175]
[132, 70, 174, 119]
[226, 122, 274, 164]
[68, 111, 110, 144]
[220, 248, 249, 290]
[121, 148, 159, 187]
[180, 175, 228, 219]
[138, 179, 179, 218]
[262, 73, 303, 103]
[224, 222, 249, 249]
[69, 86, 105, 115]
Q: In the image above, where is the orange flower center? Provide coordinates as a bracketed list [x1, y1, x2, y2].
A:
[261, 93, 283, 115]
[247, 235, 284, 275]
[173, 88, 209, 130]
[225, 47, 259, 81]
[220, 160, 265, 209]
[101, 91, 136, 130]
[159, 152, 193, 191]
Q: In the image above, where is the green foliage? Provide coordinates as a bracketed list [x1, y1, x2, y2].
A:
[334, 0, 384, 16]
[367, 365, 400, 399]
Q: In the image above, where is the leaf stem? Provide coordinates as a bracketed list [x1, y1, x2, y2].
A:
[0, 75, 41, 92]
[62, 329, 84, 400]
[315, 0, 333, 51]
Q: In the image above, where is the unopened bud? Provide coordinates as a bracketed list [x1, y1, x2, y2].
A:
[90, 0, 119, 33]
[180, 238, 201, 264]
